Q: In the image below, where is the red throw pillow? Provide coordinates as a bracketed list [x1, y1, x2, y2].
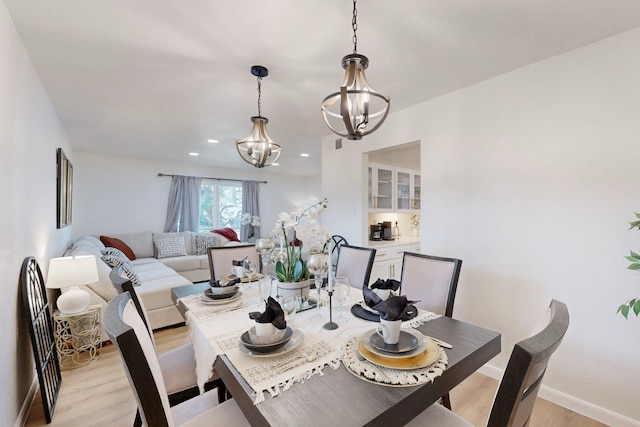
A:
[212, 227, 241, 242]
[100, 235, 137, 260]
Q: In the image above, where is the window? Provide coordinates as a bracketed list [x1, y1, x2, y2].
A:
[199, 182, 243, 233]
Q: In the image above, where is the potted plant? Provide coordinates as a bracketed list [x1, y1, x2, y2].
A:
[270, 198, 329, 298]
[617, 212, 640, 319]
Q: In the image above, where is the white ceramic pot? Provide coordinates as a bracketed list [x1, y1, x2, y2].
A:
[277, 279, 310, 299]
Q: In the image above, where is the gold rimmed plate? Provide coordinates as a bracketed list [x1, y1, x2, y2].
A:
[357, 337, 439, 370]
[361, 329, 426, 359]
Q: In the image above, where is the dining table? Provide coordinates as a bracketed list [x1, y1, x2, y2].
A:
[172, 279, 501, 427]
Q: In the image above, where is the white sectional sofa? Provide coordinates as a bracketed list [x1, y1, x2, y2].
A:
[65, 231, 240, 341]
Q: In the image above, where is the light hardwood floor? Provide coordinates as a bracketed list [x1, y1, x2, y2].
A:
[24, 325, 607, 427]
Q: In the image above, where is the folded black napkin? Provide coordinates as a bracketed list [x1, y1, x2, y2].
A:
[373, 295, 418, 321]
[232, 257, 248, 266]
[248, 296, 287, 329]
[362, 285, 383, 309]
[210, 277, 241, 288]
[370, 278, 401, 291]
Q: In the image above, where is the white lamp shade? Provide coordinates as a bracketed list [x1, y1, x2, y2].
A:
[46, 255, 99, 289]
[47, 255, 99, 315]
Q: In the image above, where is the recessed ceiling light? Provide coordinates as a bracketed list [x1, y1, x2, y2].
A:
[189, 152, 199, 156]
[300, 153, 310, 157]
[207, 139, 219, 143]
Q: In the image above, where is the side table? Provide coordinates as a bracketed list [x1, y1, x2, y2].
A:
[53, 305, 102, 370]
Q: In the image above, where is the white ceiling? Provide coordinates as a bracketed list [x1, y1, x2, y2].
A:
[6, 0, 640, 176]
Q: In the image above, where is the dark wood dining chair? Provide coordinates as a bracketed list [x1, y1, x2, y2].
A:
[104, 292, 250, 427]
[109, 269, 226, 421]
[399, 251, 462, 409]
[335, 244, 377, 288]
[207, 244, 259, 281]
[325, 234, 348, 271]
[407, 299, 570, 427]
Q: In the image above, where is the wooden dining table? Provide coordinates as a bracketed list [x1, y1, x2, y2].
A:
[172, 282, 501, 427]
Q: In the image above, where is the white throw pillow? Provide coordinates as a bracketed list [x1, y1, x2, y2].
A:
[120, 263, 142, 286]
[154, 235, 187, 259]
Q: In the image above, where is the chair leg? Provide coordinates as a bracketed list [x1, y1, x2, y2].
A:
[217, 384, 231, 402]
[441, 392, 452, 410]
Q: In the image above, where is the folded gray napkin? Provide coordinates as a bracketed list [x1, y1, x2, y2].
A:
[248, 296, 287, 329]
[210, 277, 241, 287]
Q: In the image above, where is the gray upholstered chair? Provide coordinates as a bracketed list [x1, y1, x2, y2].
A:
[207, 244, 259, 281]
[335, 244, 377, 288]
[399, 252, 462, 317]
[104, 292, 250, 427]
[407, 299, 570, 427]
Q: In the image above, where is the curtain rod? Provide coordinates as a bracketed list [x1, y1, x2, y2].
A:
[157, 173, 267, 184]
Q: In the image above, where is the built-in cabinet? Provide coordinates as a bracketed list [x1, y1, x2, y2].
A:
[368, 162, 420, 213]
[369, 242, 421, 281]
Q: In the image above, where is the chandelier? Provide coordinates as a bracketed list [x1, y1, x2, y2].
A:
[321, 0, 390, 140]
[236, 65, 282, 168]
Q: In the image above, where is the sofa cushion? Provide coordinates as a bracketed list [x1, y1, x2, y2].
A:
[154, 234, 188, 259]
[212, 227, 241, 242]
[195, 232, 220, 255]
[101, 247, 129, 260]
[159, 255, 201, 273]
[101, 253, 132, 269]
[100, 235, 137, 260]
[120, 262, 142, 286]
[75, 236, 105, 250]
[135, 275, 191, 310]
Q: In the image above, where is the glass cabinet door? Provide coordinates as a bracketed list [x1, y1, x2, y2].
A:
[396, 170, 410, 210]
[412, 174, 421, 210]
[376, 166, 393, 210]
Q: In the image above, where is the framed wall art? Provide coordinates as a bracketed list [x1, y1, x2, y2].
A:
[56, 148, 73, 228]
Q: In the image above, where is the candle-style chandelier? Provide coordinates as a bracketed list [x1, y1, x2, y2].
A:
[236, 65, 282, 168]
[321, 0, 390, 140]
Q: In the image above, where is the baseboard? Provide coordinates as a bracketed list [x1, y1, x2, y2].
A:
[14, 378, 38, 427]
[477, 364, 640, 427]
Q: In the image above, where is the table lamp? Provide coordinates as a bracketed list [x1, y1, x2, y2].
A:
[46, 255, 99, 315]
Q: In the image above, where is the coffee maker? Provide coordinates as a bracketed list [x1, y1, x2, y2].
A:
[381, 221, 394, 240]
[369, 224, 382, 241]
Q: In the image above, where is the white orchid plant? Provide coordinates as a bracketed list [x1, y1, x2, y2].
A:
[241, 213, 260, 238]
[270, 197, 329, 283]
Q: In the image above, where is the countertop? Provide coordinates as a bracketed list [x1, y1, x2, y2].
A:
[365, 237, 420, 249]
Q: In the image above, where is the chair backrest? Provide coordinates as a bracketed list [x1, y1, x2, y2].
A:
[488, 299, 569, 427]
[325, 235, 348, 271]
[207, 245, 259, 281]
[104, 292, 174, 426]
[20, 257, 62, 423]
[335, 244, 377, 288]
[109, 267, 156, 345]
[399, 252, 462, 317]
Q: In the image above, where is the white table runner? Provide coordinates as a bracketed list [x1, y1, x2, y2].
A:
[182, 285, 441, 403]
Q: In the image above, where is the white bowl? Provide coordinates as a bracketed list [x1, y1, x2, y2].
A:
[248, 326, 287, 345]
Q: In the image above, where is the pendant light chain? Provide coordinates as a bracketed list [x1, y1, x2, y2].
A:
[352, 0, 358, 54]
[256, 75, 262, 117]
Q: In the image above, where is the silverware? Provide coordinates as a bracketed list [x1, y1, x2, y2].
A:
[429, 337, 453, 349]
[354, 349, 391, 379]
[274, 350, 318, 374]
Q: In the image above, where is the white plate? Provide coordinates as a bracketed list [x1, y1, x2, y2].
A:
[199, 291, 243, 305]
[237, 329, 305, 358]
[361, 328, 427, 359]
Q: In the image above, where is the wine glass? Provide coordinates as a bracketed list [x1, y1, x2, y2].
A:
[334, 276, 351, 320]
[258, 276, 272, 303]
[255, 238, 274, 274]
[242, 259, 257, 289]
[280, 296, 300, 328]
[307, 253, 329, 319]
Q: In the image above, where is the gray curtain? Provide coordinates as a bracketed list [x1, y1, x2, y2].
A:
[241, 180, 260, 241]
[164, 175, 202, 232]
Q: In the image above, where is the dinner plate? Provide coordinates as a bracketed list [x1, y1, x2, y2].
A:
[240, 327, 293, 353]
[207, 284, 239, 296]
[203, 288, 239, 300]
[358, 337, 439, 370]
[369, 330, 419, 354]
[361, 329, 427, 359]
[224, 273, 264, 283]
[238, 329, 305, 358]
[350, 304, 380, 322]
[199, 291, 242, 305]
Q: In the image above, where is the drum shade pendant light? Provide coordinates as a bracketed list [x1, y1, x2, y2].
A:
[321, 0, 390, 140]
[237, 65, 282, 168]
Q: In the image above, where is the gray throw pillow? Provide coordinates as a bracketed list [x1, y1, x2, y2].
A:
[154, 235, 187, 259]
[195, 232, 219, 255]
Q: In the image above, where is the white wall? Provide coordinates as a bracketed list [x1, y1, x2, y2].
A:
[322, 28, 640, 425]
[0, 2, 73, 425]
[72, 152, 322, 242]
